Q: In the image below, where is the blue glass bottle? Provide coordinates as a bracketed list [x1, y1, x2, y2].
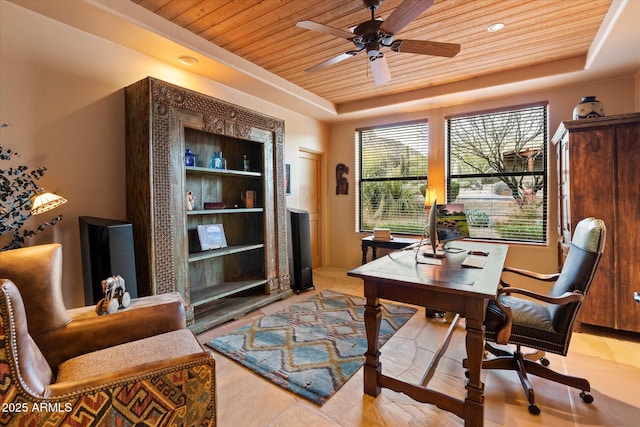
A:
[185, 149, 196, 167]
[210, 151, 224, 169]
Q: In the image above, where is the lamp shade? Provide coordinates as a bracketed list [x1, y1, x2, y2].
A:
[424, 187, 437, 210]
[30, 190, 67, 215]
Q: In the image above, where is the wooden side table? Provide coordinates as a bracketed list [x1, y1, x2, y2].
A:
[361, 236, 420, 264]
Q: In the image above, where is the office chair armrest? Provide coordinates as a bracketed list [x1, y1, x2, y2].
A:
[499, 287, 584, 305]
[502, 266, 560, 281]
[491, 295, 513, 344]
[500, 266, 560, 288]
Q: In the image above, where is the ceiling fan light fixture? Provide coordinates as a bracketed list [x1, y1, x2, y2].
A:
[487, 23, 505, 32]
[378, 31, 393, 46]
[369, 54, 391, 85]
[352, 35, 366, 50]
[366, 41, 380, 57]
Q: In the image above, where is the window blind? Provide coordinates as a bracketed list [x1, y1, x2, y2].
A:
[446, 103, 548, 243]
[356, 120, 429, 234]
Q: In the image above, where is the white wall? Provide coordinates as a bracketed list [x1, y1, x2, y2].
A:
[327, 76, 637, 287]
[0, 1, 327, 308]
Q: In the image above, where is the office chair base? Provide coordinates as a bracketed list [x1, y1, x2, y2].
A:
[467, 343, 594, 415]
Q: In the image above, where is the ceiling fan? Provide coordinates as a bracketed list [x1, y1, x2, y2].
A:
[297, 0, 461, 85]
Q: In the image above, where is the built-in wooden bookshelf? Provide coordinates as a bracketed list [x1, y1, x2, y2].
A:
[125, 77, 291, 332]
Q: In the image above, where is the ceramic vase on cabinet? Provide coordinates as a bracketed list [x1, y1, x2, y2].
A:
[573, 96, 605, 119]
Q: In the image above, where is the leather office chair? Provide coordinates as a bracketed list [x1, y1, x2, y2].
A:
[0, 244, 216, 426]
[474, 217, 606, 415]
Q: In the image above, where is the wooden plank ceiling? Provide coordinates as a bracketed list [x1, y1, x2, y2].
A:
[131, 0, 612, 107]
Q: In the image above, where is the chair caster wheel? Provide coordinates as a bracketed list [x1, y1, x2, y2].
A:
[580, 391, 594, 403]
[528, 404, 540, 415]
[540, 357, 550, 366]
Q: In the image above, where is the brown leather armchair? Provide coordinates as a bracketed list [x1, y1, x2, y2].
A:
[0, 244, 216, 426]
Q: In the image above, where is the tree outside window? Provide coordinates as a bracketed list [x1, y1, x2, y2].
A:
[446, 103, 548, 243]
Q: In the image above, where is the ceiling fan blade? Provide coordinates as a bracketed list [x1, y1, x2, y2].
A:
[392, 39, 461, 57]
[379, 0, 434, 35]
[297, 20, 354, 40]
[305, 52, 358, 73]
[369, 55, 391, 85]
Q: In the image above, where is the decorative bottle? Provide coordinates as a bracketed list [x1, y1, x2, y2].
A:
[573, 96, 604, 119]
[243, 154, 250, 172]
[185, 149, 196, 167]
[210, 151, 224, 169]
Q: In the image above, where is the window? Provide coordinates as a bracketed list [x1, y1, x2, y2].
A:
[446, 103, 548, 243]
[356, 120, 429, 234]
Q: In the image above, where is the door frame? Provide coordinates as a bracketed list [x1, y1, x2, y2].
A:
[298, 148, 326, 267]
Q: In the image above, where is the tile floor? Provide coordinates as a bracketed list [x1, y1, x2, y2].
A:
[197, 267, 640, 426]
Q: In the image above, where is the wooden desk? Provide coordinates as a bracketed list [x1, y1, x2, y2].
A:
[361, 235, 420, 264]
[348, 241, 508, 427]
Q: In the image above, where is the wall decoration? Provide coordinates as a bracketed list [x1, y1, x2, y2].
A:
[336, 163, 349, 195]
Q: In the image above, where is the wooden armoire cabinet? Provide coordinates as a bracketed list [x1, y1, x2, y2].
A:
[125, 77, 291, 332]
[552, 112, 640, 333]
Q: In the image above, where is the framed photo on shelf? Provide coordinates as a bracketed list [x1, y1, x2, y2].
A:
[196, 224, 228, 251]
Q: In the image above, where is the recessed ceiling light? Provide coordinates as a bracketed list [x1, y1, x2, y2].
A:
[487, 23, 505, 32]
[178, 56, 198, 65]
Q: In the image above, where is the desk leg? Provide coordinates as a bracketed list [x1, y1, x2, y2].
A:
[464, 310, 486, 427]
[363, 282, 381, 396]
[361, 245, 368, 265]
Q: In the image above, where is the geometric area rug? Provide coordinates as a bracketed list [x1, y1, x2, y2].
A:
[206, 290, 417, 405]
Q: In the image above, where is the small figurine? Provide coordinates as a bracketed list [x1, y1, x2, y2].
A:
[187, 191, 196, 210]
[96, 275, 131, 315]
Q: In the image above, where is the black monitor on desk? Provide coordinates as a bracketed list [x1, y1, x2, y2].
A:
[435, 203, 470, 244]
[422, 201, 469, 259]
